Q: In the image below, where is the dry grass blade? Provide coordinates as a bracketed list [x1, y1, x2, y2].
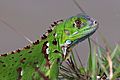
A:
[106, 48, 113, 80]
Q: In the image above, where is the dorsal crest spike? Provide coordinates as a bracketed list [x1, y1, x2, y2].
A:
[51, 24, 55, 27]
[0, 54, 7, 57]
[53, 19, 63, 25]
[47, 29, 52, 33]
[56, 19, 63, 23]
[53, 22, 57, 25]
[11, 51, 15, 54]
[16, 49, 21, 53]
[41, 34, 47, 40]
[33, 40, 40, 45]
[45, 32, 49, 36]
[49, 19, 64, 31]
[24, 45, 30, 49]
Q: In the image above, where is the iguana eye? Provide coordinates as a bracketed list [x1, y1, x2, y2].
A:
[73, 19, 81, 29]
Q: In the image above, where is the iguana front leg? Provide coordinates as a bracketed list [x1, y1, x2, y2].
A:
[45, 51, 63, 80]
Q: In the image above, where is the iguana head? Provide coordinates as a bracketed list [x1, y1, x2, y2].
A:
[60, 13, 98, 47]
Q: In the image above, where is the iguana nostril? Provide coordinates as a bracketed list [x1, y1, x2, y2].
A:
[94, 21, 97, 24]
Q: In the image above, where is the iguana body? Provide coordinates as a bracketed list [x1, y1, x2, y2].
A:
[0, 14, 98, 80]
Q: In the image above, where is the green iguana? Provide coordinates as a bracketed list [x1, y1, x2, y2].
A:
[0, 13, 98, 80]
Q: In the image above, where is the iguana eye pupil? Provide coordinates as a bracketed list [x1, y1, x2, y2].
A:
[74, 19, 81, 29]
[75, 20, 81, 24]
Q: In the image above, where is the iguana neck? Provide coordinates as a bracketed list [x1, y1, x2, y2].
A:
[39, 20, 65, 67]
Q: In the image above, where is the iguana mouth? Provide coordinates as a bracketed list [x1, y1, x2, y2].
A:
[68, 26, 98, 48]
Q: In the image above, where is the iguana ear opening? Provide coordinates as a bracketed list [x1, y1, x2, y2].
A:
[64, 30, 70, 36]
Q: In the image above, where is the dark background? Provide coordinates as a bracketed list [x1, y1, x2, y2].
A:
[0, 0, 120, 64]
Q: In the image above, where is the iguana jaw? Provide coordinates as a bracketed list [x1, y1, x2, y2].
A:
[69, 25, 98, 47]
